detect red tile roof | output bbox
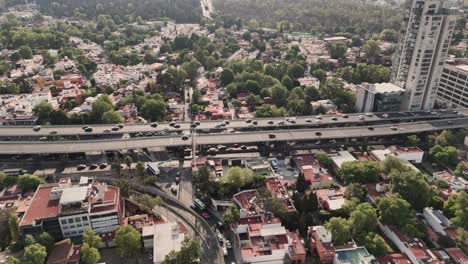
[445,248,468,264]
[20,184,60,227]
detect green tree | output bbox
[339,161,380,183]
[18,45,33,59]
[36,232,55,252]
[381,155,411,174]
[9,257,20,264]
[377,194,417,231]
[124,155,133,169]
[222,205,240,225]
[83,228,102,249]
[182,61,201,80]
[115,225,141,258]
[362,233,387,256]
[221,167,254,190]
[325,217,350,245]
[316,153,333,170]
[430,145,459,167]
[281,76,294,90]
[220,68,234,86]
[90,97,113,123]
[163,237,200,264]
[444,191,468,229]
[390,170,431,211]
[344,183,368,201]
[271,84,290,107]
[49,110,69,125]
[136,161,146,177]
[102,110,124,124]
[363,40,381,58]
[141,99,167,121]
[404,135,420,147]
[454,163,464,177]
[17,174,45,192]
[328,42,348,59]
[288,63,305,80]
[349,203,377,236]
[81,243,101,264]
[312,69,327,83]
[33,102,53,121]
[381,29,397,42]
[24,234,36,247]
[23,243,47,264]
[296,173,308,193]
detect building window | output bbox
[61,220,67,225]
[68,218,74,224]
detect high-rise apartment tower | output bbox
[391,0,459,110]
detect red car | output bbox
[201,212,210,219]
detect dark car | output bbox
[151,122,158,128]
[85,127,93,132]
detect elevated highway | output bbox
[0,109,466,137]
[0,117,466,154]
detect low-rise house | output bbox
[291,154,334,189]
[379,223,443,264]
[315,187,347,211]
[423,207,451,236]
[391,146,424,164]
[444,247,468,264]
[142,222,186,264]
[308,226,335,264]
[334,247,377,264]
[46,238,81,264]
[432,171,468,192]
[330,151,356,170]
[266,177,295,212]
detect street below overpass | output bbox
[0,117,467,154]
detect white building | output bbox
[330,151,356,169]
[142,222,185,264]
[392,146,424,164]
[355,83,404,113]
[423,207,451,235]
[436,63,468,108]
[391,0,459,110]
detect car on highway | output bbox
[277,120,285,125]
[104,129,111,133]
[39,137,47,141]
[151,122,158,128]
[447,120,454,124]
[173,124,181,129]
[269,133,276,139]
[315,115,323,120]
[49,130,58,135]
[305,119,312,123]
[82,125,89,130]
[181,135,189,141]
[341,114,348,118]
[245,119,252,123]
[111,126,119,131]
[33,125,41,131]
[77,164,86,170]
[89,164,98,170]
[224,120,230,125]
[315,131,322,136]
[252,120,258,125]
[84,127,93,132]
[365,113,373,117]
[382,113,389,118]
[358,115,365,120]
[331,117,338,121]
[267,120,274,125]
[190,123,197,128]
[117,124,124,129]
[169,122,176,127]
[99,163,108,169]
[195,121,201,126]
[368,126,374,131]
[390,126,398,131]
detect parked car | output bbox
[33,125,41,131]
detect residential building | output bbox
[46,239,81,264]
[436,62,468,108]
[266,177,296,212]
[432,171,468,192]
[379,223,444,264]
[19,177,121,241]
[291,154,334,189]
[355,83,405,113]
[423,207,451,235]
[315,187,347,211]
[391,146,424,164]
[330,151,356,170]
[142,222,186,264]
[444,248,468,264]
[308,226,335,264]
[391,0,459,110]
[232,190,306,264]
